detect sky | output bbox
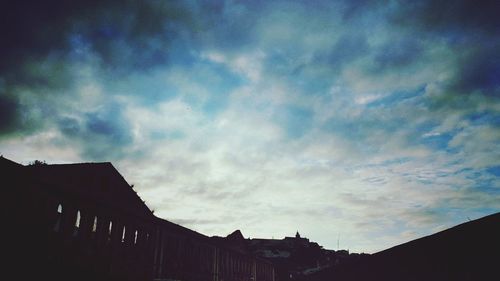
[1,0,499,253]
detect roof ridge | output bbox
[51,161,112,165]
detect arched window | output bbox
[75,210,81,227]
[73,210,81,236]
[121,226,126,243]
[54,204,63,232]
[92,216,98,233]
[106,221,113,243]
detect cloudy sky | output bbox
[1,0,499,253]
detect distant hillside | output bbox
[314,212,500,281]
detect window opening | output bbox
[92,216,98,232]
[73,210,81,236]
[121,226,126,243]
[54,203,63,232]
[107,221,113,243]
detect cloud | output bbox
[0,0,193,74]
[0,94,23,136]
[0,0,196,139]
[448,44,500,97]
[372,37,423,71]
[390,0,500,37]
[383,0,500,111]
[60,103,133,160]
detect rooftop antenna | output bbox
[337,233,340,250]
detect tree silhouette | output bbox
[28,159,47,166]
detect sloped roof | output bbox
[25,161,153,219]
[0,155,23,168]
[227,229,245,240]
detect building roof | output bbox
[22,159,153,219]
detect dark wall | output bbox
[2,157,275,281]
[329,213,500,281]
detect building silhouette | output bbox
[2,156,274,281]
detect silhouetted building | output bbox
[325,212,500,281]
[247,232,335,281]
[2,156,274,281]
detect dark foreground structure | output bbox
[2,156,274,281]
[312,212,500,281]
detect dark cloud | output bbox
[339,0,379,21]
[0,95,20,135]
[0,0,77,74]
[390,0,500,37]
[449,44,500,97]
[0,92,43,138]
[55,103,133,160]
[283,32,369,94]
[427,46,500,110]
[85,110,131,145]
[0,0,196,151]
[322,33,369,71]
[0,0,196,102]
[0,0,193,76]
[195,0,259,51]
[339,0,500,99]
[388,1,500,101]
[57,117,80,136]
[372,38,423,71]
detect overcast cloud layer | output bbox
[1,0,499,253]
